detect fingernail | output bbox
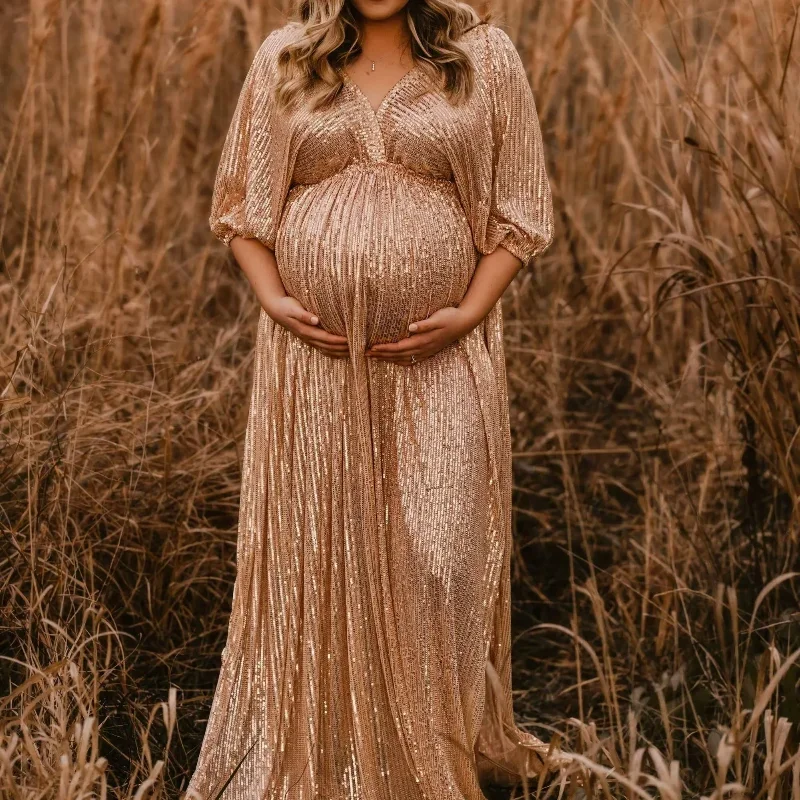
[310,316,319,325]
[409,323,418,332]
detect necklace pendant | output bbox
[371,60,376,72]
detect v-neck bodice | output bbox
[209,19,553,268]
[289,56,452,174]
[340,62,422,115]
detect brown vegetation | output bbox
[2,0,799,797]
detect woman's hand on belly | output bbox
[229,235,349,359]
[365,306,477,366]
[267,295,350,359]
[365,245,526,366]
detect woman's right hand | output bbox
[266,295,350,359]
[227,236,349,359]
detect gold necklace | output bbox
[363,42,411,74]
[364,52,410,74]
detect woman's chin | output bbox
[350,0,410,23]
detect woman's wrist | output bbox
[452,248,523,335]
[261,290,289,321]
[454,301,488,334]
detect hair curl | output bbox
[275,0,486,109]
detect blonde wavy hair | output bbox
[275,0,486,109]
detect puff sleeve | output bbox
[469,25,554,266]
[209,29,293,249]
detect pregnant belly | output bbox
[274,163,477,349]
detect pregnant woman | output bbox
[186,1,563,798]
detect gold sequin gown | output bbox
[186,20,556,800]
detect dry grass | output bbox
[1,0,799,797]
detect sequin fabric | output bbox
[186,20,559,800]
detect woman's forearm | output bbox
[230,236,288,314]
[229,235,522,329]
[229,235,350,357]
[456,245,524,330]
[369,244,525,365]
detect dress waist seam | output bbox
[289,160,456,192]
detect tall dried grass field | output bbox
[2,0,799,797]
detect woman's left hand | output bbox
[365,306,479,366]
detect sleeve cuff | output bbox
[210,215,244,248]
[219,229,237,247]
[498,231,532,266]
[498,225,555,266]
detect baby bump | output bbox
[274,163,478,348]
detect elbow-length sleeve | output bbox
[209,29,293,249]
[467,25,554,266]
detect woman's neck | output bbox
[358,12,411,58]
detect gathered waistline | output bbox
[289,160,456,192]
